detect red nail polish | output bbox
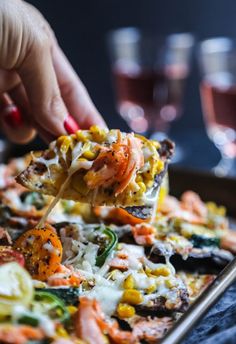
[64,115,80,134]
[4,105,23,128]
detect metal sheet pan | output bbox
[159,166,236,344]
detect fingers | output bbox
[0,0,106,146]
[52,44,107,129]
[0,69,20,94]
[16,33,67,137]
[0,92,36,144]
[7,83,59,143]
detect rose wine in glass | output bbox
[113,64,188,135]
[199,38,236,176]
[107,29,195,161]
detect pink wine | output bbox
[113,65,188,133]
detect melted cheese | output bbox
[84,285,123,316]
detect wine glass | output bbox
[199,37,236,177]
[107,28,195,160]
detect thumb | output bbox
[17,34,67,137]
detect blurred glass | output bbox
[199,37,236,177]
[107,28,194,144]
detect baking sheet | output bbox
[160,167,236,344]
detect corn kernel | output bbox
[165,278,176,288]
[57,135,67,146]
[117,303,135,318]
[145,267,153,277]
[138,182,146,193]
[152,266,171,277]
[90,125,106,142]
[218,206,226,216]
[83,150,97,160]
[136,175,143,183]
[206,202,226,216]
[67,305,78,315]
[156,159,165,173]
[122,289,143,305]
[146,180,154,188]
[60,137,72,154]
[123,274,134,289]
[102,335,110,344]
[146,285,156,294]
[56,326,69,338]
[117,243,123,250]
[76,131,88,142]
[151,140,161,149]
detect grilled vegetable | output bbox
[96,228,118,267]
[136,288,189,315]
[18,314,39,327]
[191,234,220,248]
[36,287,80,306]
[34,291,69,322]
[13,226,62,281]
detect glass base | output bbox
[213,157,236,178]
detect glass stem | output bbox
[214,152,236,177]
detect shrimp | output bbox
[132,223,156,246]
[131,316,173,343]
[159,194,207,224]
[158,195,180,215]
[48,264,84,287]
[75,297,106,344]
[180,191,208,219]
[75,297,136,344]
[0,325,43,344]
[109,257,129,271]
[220,229,236,254]
[115,134,144,195]
[84,131,144,196]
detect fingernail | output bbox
[64,115,80,134]
[3,105,23,128]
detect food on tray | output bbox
[17,127,174,221]
[0,133,235,343]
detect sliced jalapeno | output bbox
[96,228,118,267]
[34,291,69,322]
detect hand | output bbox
[0,0,106,143]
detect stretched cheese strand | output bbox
[36,173,72,228]
[36,142,86,228]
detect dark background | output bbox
[9,0,236,169]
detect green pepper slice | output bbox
[36,287,80,306]
[191,234,220,248]
[18,314,39,327]
[96,228,118,267]
[34,291,69,322]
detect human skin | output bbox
[0,0,106,143]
